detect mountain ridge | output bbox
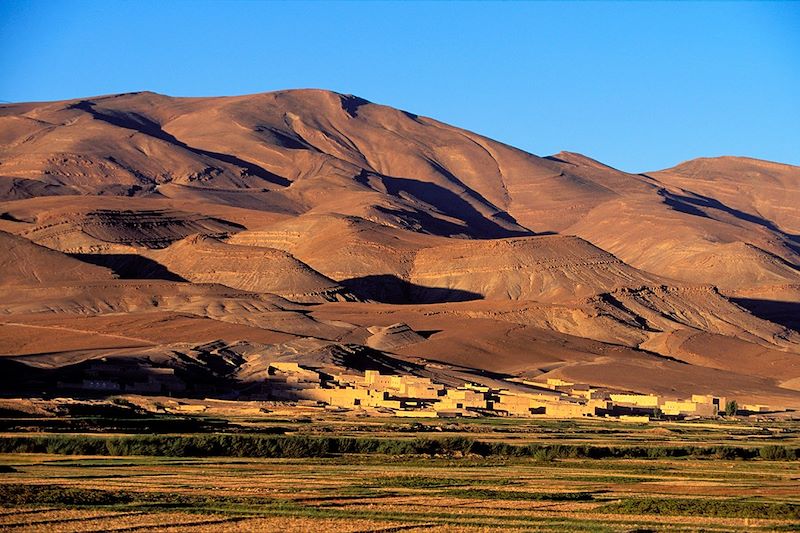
[1,88,798,407]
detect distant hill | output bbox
[0,89,798,406]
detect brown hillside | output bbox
[0,89,798,406]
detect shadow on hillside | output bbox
[71,253,186,282]
[543,155,574,165]
[340,94,370,118]
[658,189,800,253]
[0,352,238,400]
[68,100,291,187]
[341,274,483,304]
[0,341,428,403]
[378,175,532,239]
[416,330,443,339]
[731,298,800,333]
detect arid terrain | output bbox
[0,88,799,409]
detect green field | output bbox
[1,453,799,532]
[1,416,799,531]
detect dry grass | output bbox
[0,419,798,532]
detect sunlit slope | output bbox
[1,89,798,404]
[0,230,115,285]
[146,235,356,302]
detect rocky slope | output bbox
[146,234,356,303]
[0,89,798,406]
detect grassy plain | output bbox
[1,415,799,531]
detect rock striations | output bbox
[0,89,799,407]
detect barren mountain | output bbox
[0,89,798,407]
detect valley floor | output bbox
[1,453,799,532]
[0,417,799,532]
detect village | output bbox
[51,357,781,420]
[257,362,774,420]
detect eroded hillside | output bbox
[1,89,798,407]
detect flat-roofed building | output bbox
[588,398,612,412]
[437,388,488,411]
[662,400,716,417]
[81,379,122,391]
[364,370,394,389]
[332,373,363,386]
[546,378,574,388]
[692,394,725,411]
[396,376,445,399]
[741,404,770,413]
[544,401,593,418]
[494,392,538,416]
[609,394,660,408]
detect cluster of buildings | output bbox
[51,358,774,419]
[259,363,744,419]
[602,391,770,416]
[57,360,187,395]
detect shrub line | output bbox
[0,434,796,460]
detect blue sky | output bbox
[1,1,797,172]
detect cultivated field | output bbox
[1,453,799,532]
[1,417,799,532]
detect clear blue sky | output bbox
[1,1,798,172]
